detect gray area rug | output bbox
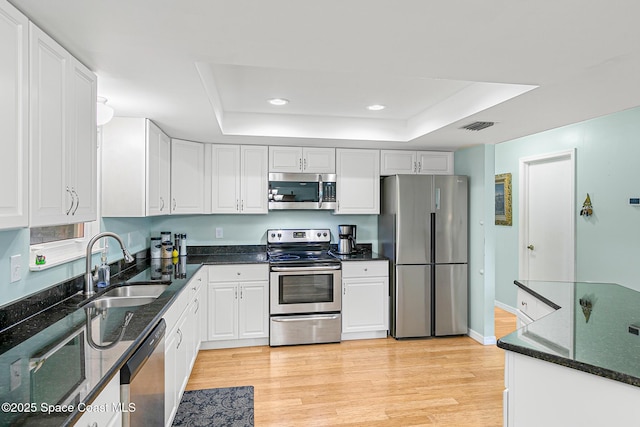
[172,386,254,427]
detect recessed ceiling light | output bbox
[268,98,289,106]
[367,104,386,111]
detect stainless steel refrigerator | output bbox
[379,175,468,338]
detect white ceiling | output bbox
[10,0,640,150]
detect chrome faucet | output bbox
[85,232,134,296]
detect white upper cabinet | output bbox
[211,145,268,214]
[29,23,97,227]
[380,150,453,175]
[335,149,380,214]
[0,1,28,230]
[147,120,171,215]
[171,139,205,214]
[241,145,269,213]
[269,146,335,173]
[211,144,241,214]
[102,118,170,217]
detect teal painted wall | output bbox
[0,212,376,307]
[495,105,640,308]
[455,144,496,340]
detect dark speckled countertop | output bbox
[497,280,640,388]
[0,244,386,426]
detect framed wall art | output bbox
[495,173,512,226]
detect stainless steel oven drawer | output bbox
[270,313,341,346]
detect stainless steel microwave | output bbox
[268,173,336,210]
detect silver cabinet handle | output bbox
[241,200,244,211]
[194,298,200,314]
[303,158,307,170]
[177,329,183,349]
[418,161,422,173]
[66,186,74,215]
[71,188,79,215]
[299,158,302,170]
[240,286,243,299]
[172,198,177,211]
[236,199,239,212]
[160,197,165,211]
[414,162,417,173]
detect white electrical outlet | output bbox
[216,227,223,239]
[10,255,21,283]
[10,360,21,391]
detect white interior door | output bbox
[519,150,575,282]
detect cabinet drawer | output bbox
[209,264,268,282]
[342,261,388,278]
[516,289,537,318]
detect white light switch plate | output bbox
[10,255,21,282]
[216,227,223,239]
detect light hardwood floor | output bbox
[186,308,516,426]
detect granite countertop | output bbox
[0,261,202,426]
[497,279,640,388]
[0,244,386,426]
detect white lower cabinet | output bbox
[74,373,121,427]
[204,264,269,349]
[341,261,389,340]
[504,351,640,427]
[164,269,205,427]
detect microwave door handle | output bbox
[318,174,323,208]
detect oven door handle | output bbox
[271,314,341,322]
[271,265,341,272]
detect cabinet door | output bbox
[380,150,417,175]
[238,281,269,339]
[240,145,268,213]
[164,329,178,426]
[416,151,453,175]
[207,283,238,340]
[211,144,241,213]
[29,23,69,226]
[0,2,28,229]
[342,276,389,333]
[303,147,335,173]
[336,149,380,214]
[67,56,97,222]
[171,139,205,214]
[147,120,171,215]
[269,146,302,172]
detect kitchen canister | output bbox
[180,233,187,256]
[161,241,173,259]
[150,237,162,258]
[160,231,172,244]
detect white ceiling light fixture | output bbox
[96,96,115,126]
[367,104,386,111]
[268,98,289,106]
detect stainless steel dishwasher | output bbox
[120,319,166,426]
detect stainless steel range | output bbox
[268,228,342,346]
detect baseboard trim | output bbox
[468,328,497,345]
[495,300,517,315]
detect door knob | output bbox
[527,244,534,250]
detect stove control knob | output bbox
[271,233,275,238]
[323,232,327,237]
[317,232,321,237]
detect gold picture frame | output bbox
[495,173,512,226]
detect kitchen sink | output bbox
[101,284,169,298]
[84,296,158,310]
[81,283,170,310]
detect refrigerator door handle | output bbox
[435,187,441,210]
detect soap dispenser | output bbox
[96,243,110,288]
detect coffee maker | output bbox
[337,224,357,254]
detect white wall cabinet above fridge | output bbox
[102,118,171,217]
[335,149,380,214]
[0,1,28,230]
[269,146,335,173]
[380,150,453,176]
[29,23,97,227]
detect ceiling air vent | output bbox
[460,121,495,131]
